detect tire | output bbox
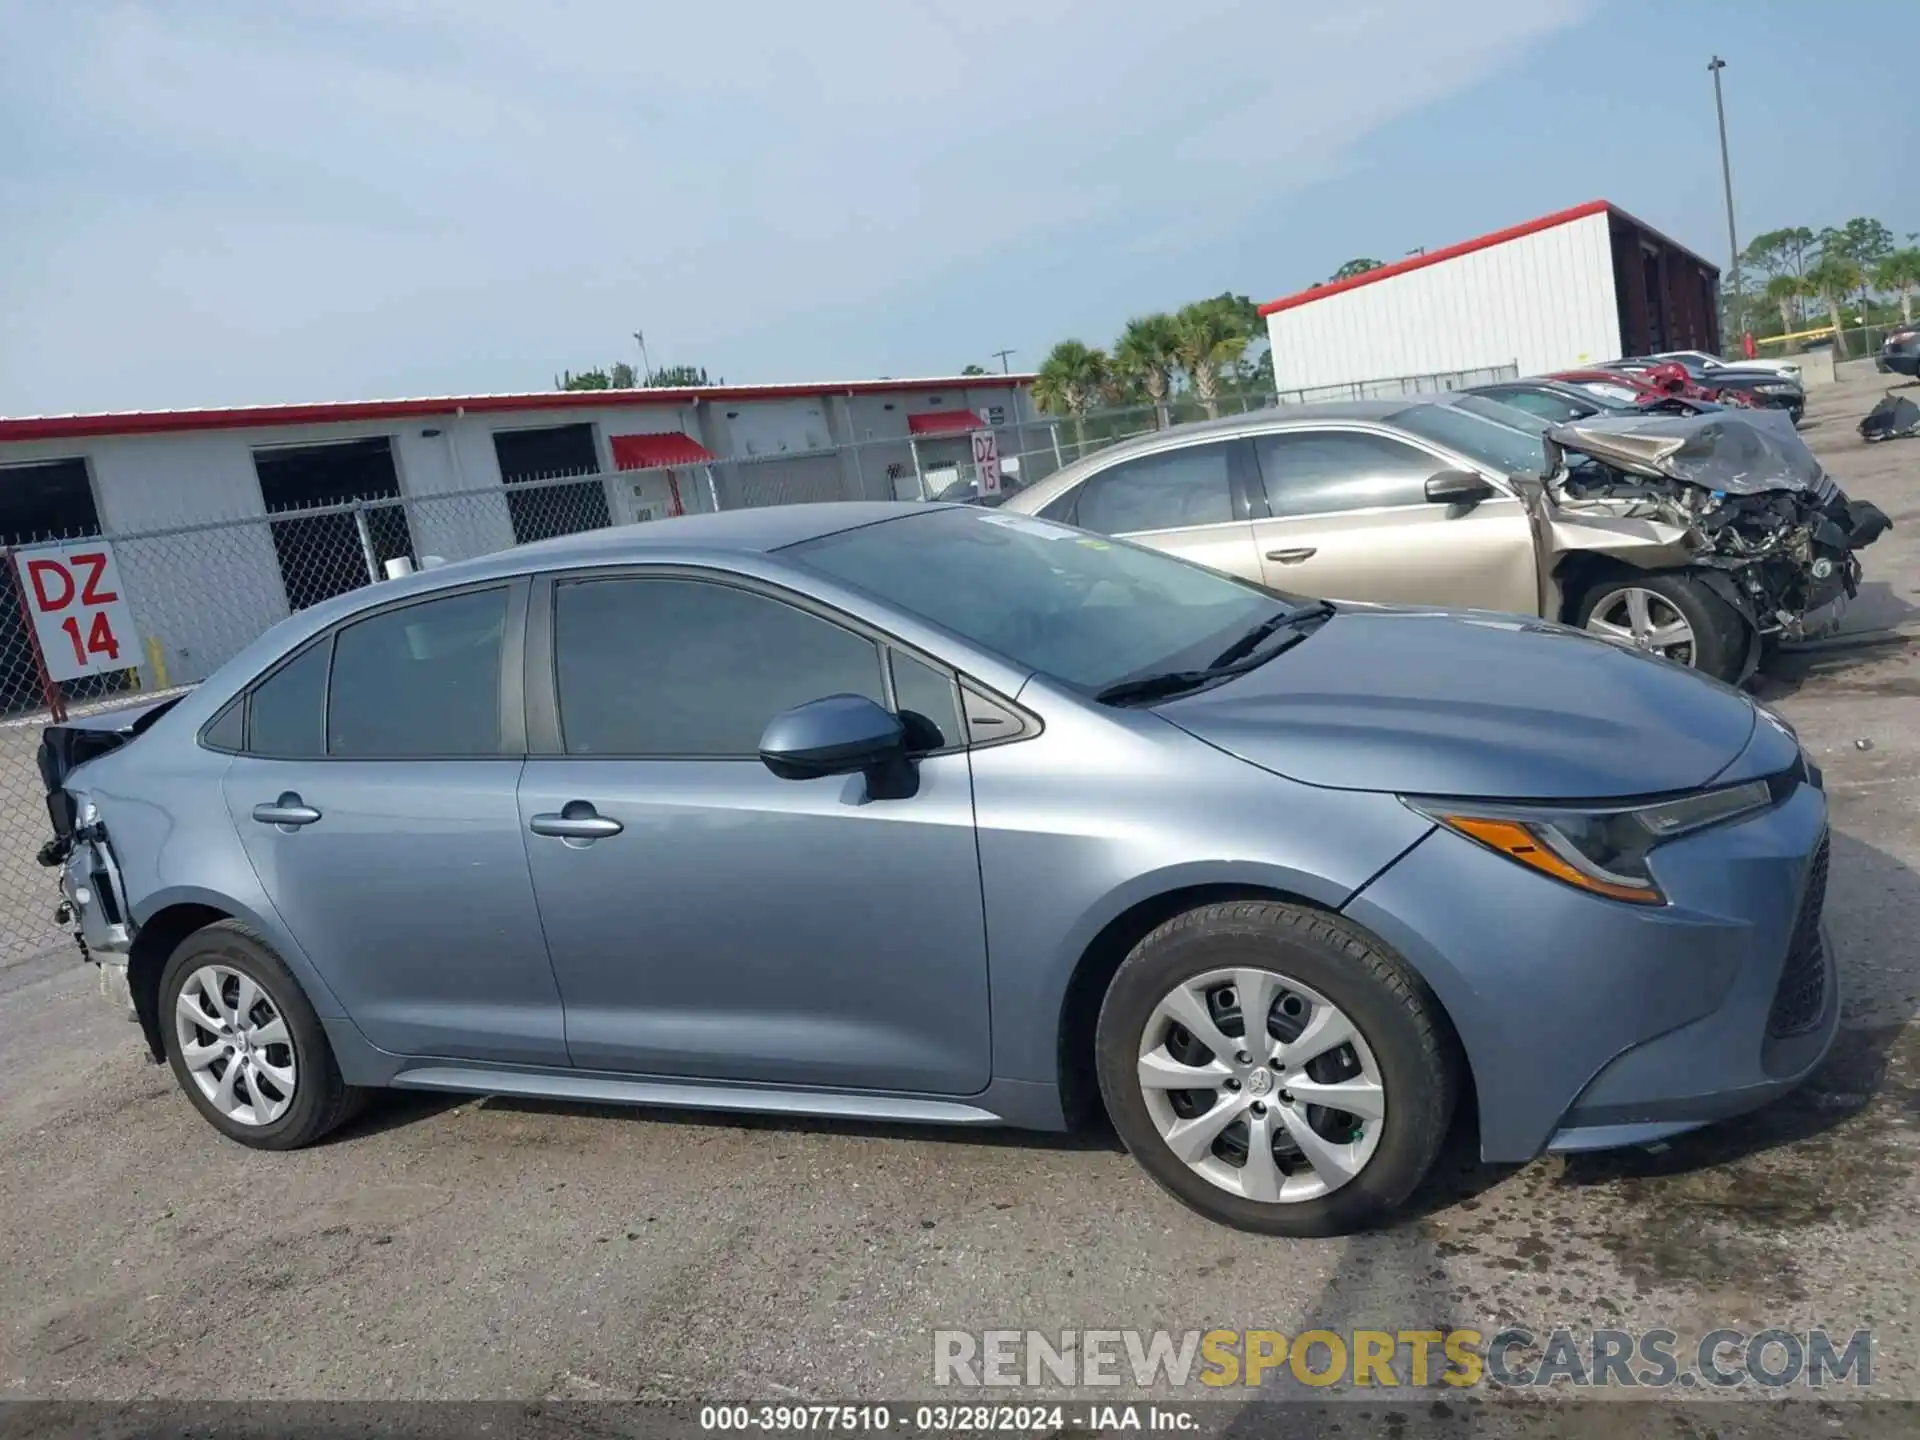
[1574,571,1750,684]
[1095,900,1455,1236]
[159,919,366,1150]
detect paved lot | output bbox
[2,370,1918,1414]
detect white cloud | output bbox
[0,0,1590,412]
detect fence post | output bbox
[909,439,927,500]
[350,500,378,586]
[3,546,66,722]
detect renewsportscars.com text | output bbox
[933,1327,1872,1390]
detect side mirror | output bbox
[759,694,906,781]
[1424,469,1497,505]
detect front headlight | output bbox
[1403,780,1774,905]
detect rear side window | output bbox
[552,577,885,756]
[1253,431,1438,517]
[246,642,328,757]
[1074,443,1236,534]
[326,588,507,756]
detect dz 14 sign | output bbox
[13,542,139,683]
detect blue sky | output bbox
[3,1,1915,414]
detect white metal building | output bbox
[0,375,1036,705]
[1260,200,1723,392]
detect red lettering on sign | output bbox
[71,552,118,604]
[26,559,73,612]
[58,612,122,665]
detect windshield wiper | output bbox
[1207,602,1334,669]
[1096,629,1315,705]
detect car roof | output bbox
[505,501,912,560]
[270,502,932,632]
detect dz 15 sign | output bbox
[13,542,139,682]
[971,429,1002,496]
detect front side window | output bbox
[1392,403,1551,480]
[1253,430,1438,517]
[1073,443,1236,535]
[1475,387,1597,424]
[327,588,507,757]
[553,577,885,756]
[785,507,1295,693]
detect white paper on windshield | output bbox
[977,513,1084,540]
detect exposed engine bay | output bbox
[1539,411,1891,642]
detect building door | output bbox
[253,438,414,612]
[492,425,612,543]
[0,458,111,714]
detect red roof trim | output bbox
[906,409,987,436]
[609,431,717,469]
[1257,200,1614,316]
[0,374,1034,444]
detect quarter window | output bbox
[1074,443,1237,534]
[246,642,328,757]
[326,588,507,757]
[552,577,886,757]
[1253,431,1440,517]
[889,649,964,752]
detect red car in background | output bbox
[1553,364,1757,411]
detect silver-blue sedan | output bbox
[42,502,1836,1234]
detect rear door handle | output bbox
[252,793,322,830]
[529,802,623,843]
[1265,547,1318,564]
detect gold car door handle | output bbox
[1265,547,1317,564]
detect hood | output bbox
[1154,608,1757,801]
[1547,409,1821,495]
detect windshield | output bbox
[783,507,1296,691]
[1391,400,1552,479]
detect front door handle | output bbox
[252,793,322,830]
[1265,547,1318,564]
[529,802,624,844]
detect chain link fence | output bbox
[0,358,1513,968]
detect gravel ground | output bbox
[2,370,1918,1421]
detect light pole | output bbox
[1708,56,1741,340]
[632,330,652,386]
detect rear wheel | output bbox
[160,920,365,1150]
[1575,571,1749,683]
[1096,900,1455,1236]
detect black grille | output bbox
[1767,832,1830,1038]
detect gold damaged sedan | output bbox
[1000,396,1887,685]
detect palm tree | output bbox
[1170,299,1255,419]
[1112,314,1180,429]
[1806,255,1864,359]
[1762,273,1805,337]
[1033,340,1110,455]
[1873,249,1920,324]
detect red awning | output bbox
[609,431,717,469]
[907,409,986,436]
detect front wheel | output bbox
[1575,571,1750,684]
[159,919,366,1150]
[1096,900,1455,1236]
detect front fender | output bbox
[969,697,1436,1086]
